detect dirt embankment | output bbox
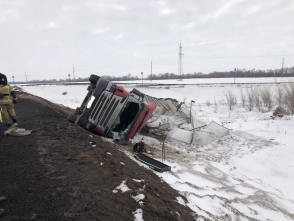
[0,92,198,221]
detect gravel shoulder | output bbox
[0,92,197,221]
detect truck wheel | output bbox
[89,75,100,85]
[86,122,96,130]
[87,85,92,92]
[74,107,80,115]
[67,114,77,123]
[76,114,89,128]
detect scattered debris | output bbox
[4,123,33,136]
[272,106,288,118]
[145,93,230,146]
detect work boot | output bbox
[11,117,17,124]
[0,209,6,217]
[0,196,6,202]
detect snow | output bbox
[133,208,144,221]
[114,77,293,85]
[133,179,144,183]
[114,180,130,193]
[131,193,145,202]
[111,179,146,219]
[21,78,294,221]
[176,196,186,206]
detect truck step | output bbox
[134,153,171,172]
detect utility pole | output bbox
[141,72,143,85]
[190,100,195,124]
[25,72,28,82]
[178,43,184,80]
[234,68,236,84]
[282,57,284,78]
[162,140,165,162]
[151,61,152,82]
[73,66,76,81]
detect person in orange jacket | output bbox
[0,73,17,126]
[0,87,5,215]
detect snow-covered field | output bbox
[21,78,294,221]
[115,77,292,85]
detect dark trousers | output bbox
[0,113,4,141]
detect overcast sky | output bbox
[1,0,294,81]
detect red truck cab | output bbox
[67,75,156,141]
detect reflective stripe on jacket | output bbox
[0,85,14,104]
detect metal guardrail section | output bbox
[89,91,126,133]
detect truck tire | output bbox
[74,107,80,115]
[86,122,96,130]
[76,113,89,128]
[67,114,77,123]
[89,75,100,85]
[87,85,92,92]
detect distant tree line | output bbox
[13,67,294,83]
[14,74,140,84]
[146,67,294,80]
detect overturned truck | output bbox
[67,75,156,141]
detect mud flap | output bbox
[134,153,171,172]
[113,139,131,145]
[67,114,77,123]
[76,109,90,128]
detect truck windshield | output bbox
[107,96,141,140]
